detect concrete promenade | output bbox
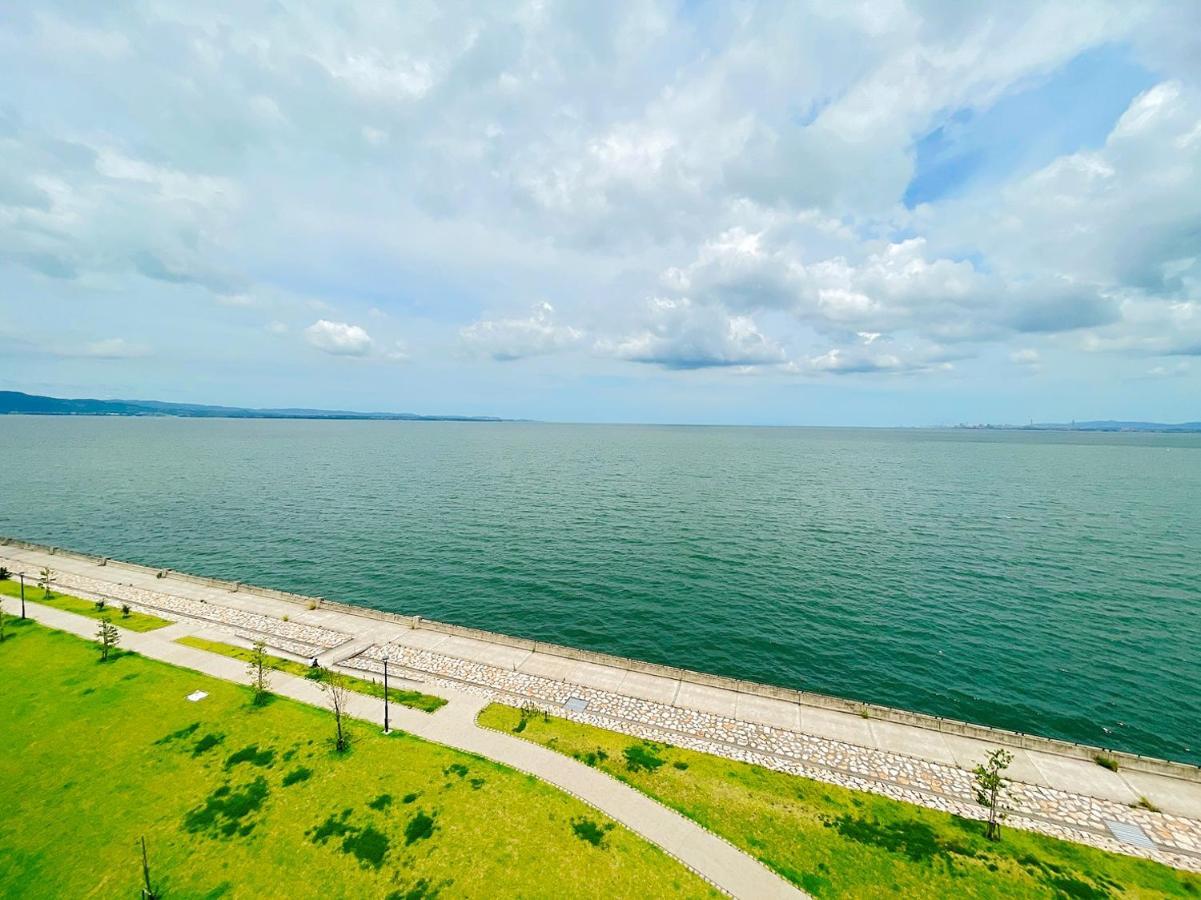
[3,542,1200,876]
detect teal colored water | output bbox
[1,416,1198,763]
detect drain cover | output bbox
[1105,821,1156,850]
[564,697,589,713]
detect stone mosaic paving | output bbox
[6,552,1199,873]
[349,643,1201,873]
[7,562,348,651]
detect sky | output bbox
[1,1,1200,426]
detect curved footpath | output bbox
[9,599,806,900]
[3,544,1200,876]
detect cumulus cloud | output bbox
[605,298,786,369]
[786,333,959,377]
[975,84,1200,288]
[460,303,583,361]
[305,320,373,357]
[659,229,1115,352]
[1,2,1198,415]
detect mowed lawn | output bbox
[478,704,1201,899]
[175,635,448,713]
[0,623,718,899]
[0,578,171,632]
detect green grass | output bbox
[1095,755,1121,773]
[0,623,718,899]
[0,578,171,632]
[175,635,448,713]
[478,704,1201,899]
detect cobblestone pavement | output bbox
[347,643,1201,873]
[25,567,349,651]
[5,550,1199,875]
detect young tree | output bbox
[974,748,1013,841]
[38,566,55,599]
[97,617,120,662]
[246,641,272,705]
[319,669,352,753]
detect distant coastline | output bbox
[3,390,1197,430]
[954,420,1201,433]
[0,390,513,423]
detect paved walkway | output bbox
[3,544,1200,875]
[4,594,804,899]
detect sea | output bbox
[1,415,1197,763]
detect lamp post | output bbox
[18,571,25,619]
[382,657,391,735]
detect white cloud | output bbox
[1011,348,1040,365]
[788,338,957,377]
[1,1,1199,417]
[605,298,786,370]
[85,337,150,359]
[304,320,373,356]
[35,13,130,60]
[659,227,1116,356]
[460,303,583,360]
[934,79,1201,344]
[1145,360,1190,378]
[51,337,151,359]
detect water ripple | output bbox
[1,418,1199,762]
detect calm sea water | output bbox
[1,416,1198,762]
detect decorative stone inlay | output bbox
[4,560,348,650]
[5,552,1198,874]
[348,643,1201,873]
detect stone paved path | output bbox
[344,644,1201,869]
[4,595,804,900]
[4,544,1200,876]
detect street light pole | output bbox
[18,572,25,619]
[383,657,391,734]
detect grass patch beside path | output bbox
[175,635,448,713]
[0,623,718,899]
[478,703,1201,899]
[0,578,171,632]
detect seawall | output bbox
[3,534,1196,783]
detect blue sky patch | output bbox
[904,44,1156,208]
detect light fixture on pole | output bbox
[382,657,391,735]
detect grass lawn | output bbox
[0,578,171,632]
[0,624,718,899]
[478,704,1201,899]
[175,635,448,713]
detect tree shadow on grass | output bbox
[825,814,976,865]
[184,777,270,839]
[830,814,1128,899]
[224,744,276,770]
[308,808,394,869]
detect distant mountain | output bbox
[957,420,1201,433]
[0,391,509,422]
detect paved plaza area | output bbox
[3,541,1199,876]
